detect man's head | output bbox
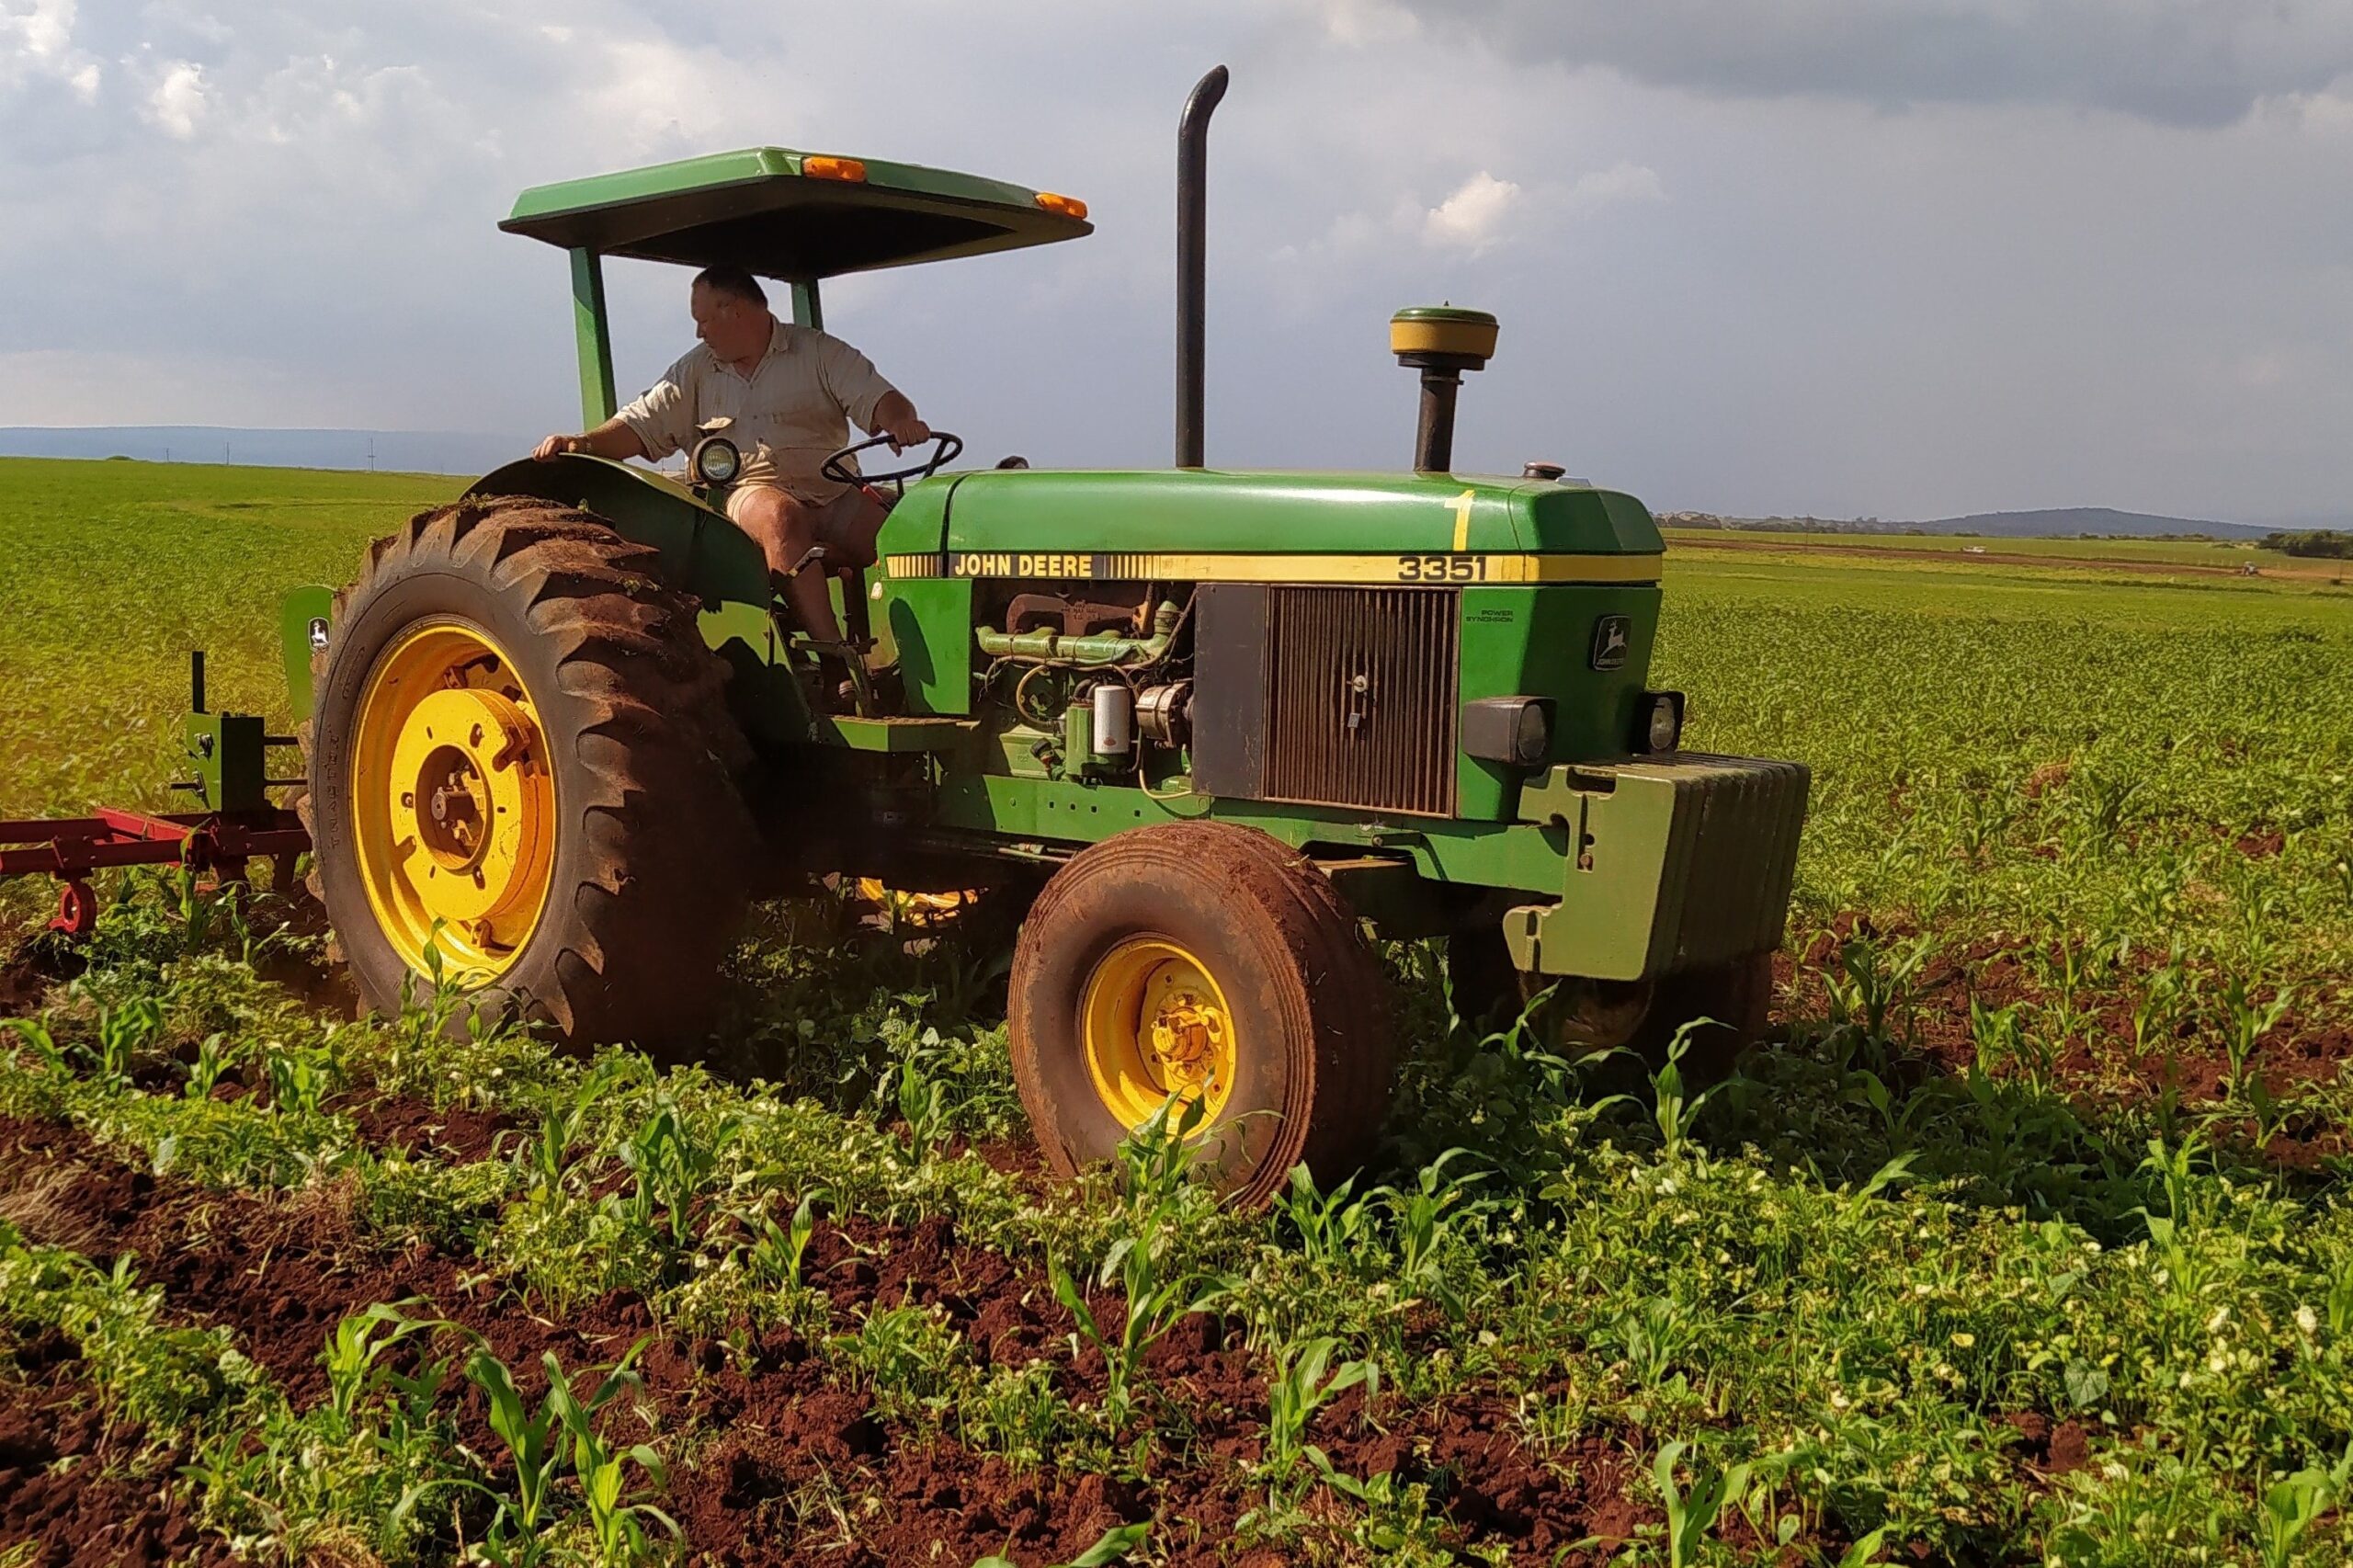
[690,266,774,362]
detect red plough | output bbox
[1,809,309,937]
[3,653,310,937]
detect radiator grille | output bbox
[1262,586,1459,817]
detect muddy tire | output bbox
[1632,951,1775,1082]
[1007,822,1395,1205]
[1449,920,1774,1082]
[301,494,753,1049]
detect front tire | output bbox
[301,495,752,1048]
[1007,822,1395,1205]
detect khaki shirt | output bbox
[617,319,897,500]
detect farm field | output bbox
[1661,527,2353,585]
[3,456,2352,1566]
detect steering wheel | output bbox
[821,430,963,497]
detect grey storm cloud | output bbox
[1399,0,2353,125]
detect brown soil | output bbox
[1778,921,2353,1168]
[0,1108,1669,1564]
[0,1345,234,1567]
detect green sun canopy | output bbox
[500,147,1093,282]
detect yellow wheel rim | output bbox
[1080,937,1237,1131]
[350,622,556,982]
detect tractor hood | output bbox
[880,469,1664,584]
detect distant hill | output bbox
[1909,506,2268,539]
[0,426,530,478]
[1661,506,2274,540]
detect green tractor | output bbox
[284,69,1807,1200]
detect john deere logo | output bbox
[308,617,331,652]
[1590,614,1631,670]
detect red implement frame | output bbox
[0,809,310,937]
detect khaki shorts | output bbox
[723,480,882,568]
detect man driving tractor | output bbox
[533,265,931,644]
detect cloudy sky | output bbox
[4,0,2350,523]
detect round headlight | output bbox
[694,437,741,486]
[1513,700,1551,764]
[1647,693,1683,754]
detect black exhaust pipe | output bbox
[1176,64,1228,469]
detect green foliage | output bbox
[6,470,2353,1564]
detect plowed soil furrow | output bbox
[0,1339,234,1567]
[0,1108,1656,1565]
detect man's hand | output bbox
[872,392,931,453]
[533,433,585,461]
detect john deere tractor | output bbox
[280,69,1808,1201]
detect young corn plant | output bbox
[94,998,164,1085]
[1260,1335,1378,1487]
[890,1051,956,1154]
[263,1041,335,1117]
[514,1059,626,1216]
[320,1300,446,1437]
[4,1016,73,1076]
[1372,1148,1486,1318]
[404,1340,668,1568]
[726,1186,828,1291]
[550,1349,679,1565]
[184,1032,239,1098]
[2256,1449,2353,1568]
[2131,942,2197,1055]
[1049,1233,1228,1431]
[970,1522,1151,1568]
[620,1095,742,1245]
[1654,1439,1753,1568]
[1649,1026,1726,1159]
[2218,975,2294,1107]
[1822,931,1937,1049]
[1274,1164,1373,1266]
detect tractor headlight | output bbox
[692,436,742,487]
[1512,700,1551,765]
[1463,696,1553,767]
[1643,690,1685,754]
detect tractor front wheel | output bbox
[1007,822,1395,1205]
[301,495,753,1048]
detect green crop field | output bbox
[1662,527,2353,585]
[3,457,2351,1566]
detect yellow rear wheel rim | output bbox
[1080,937,1237,1131]
[350,622,556,982]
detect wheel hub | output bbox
[1080,937,1237,1131]
[351,626,555,979]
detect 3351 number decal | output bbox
[1395,554,1488,582]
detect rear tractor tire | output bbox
[301,495,754,1049]
[1008,822,1396,1206]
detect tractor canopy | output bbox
[501,147,1092,281]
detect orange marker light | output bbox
[802,155,868,183]
[1035,191,1088,221]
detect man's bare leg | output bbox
[730,486,842,642]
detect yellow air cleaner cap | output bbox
[1390,305,1499,363]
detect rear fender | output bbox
[468,454,767,608]
[421,457,818,752]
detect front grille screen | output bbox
[1262,585,1459,817]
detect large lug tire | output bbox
[1007,822,1396,1206]
[301,494,753,1049]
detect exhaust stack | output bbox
[1176,65,1228,469]
[1391,307,1498,472]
